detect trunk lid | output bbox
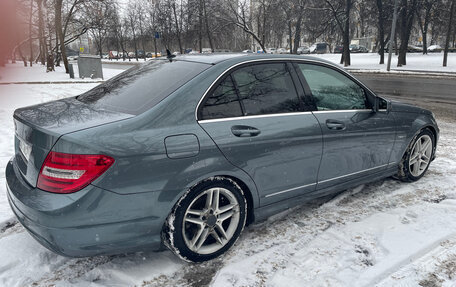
[13,97,133,187]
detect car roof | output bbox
[173,53,336,66]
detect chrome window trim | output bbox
[198,111,313,124]
[264,163,390,198]
[312,109,372,114]
[194,57,380,121]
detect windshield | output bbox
[77,60,210,115]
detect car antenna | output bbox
[166,49,176,62]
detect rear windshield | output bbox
[77,60,210,115]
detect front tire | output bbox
[397,129,435,182]
[163,177,247,262]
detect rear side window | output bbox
[77,60,209,115]
[231,63,300,116]
[297,64,368,111]
[200,76,243,120]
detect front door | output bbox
[295,63,396,190]
[198,62,322,205]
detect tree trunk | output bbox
[198,0,203,52]
[289,21,293,54]
[444,0,455,67]
[398,0,418,66]
[130,17,139,61]
[29,0,34,67]
[37,0,46,65]
[55,24,60,67]
[202,0,214,52]
[376,0,385,64]
[342,0,352,66]
[172,3,183,54]
[293,14,303,54]
[55,0,69,73]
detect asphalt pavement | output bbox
[354,73,456,121]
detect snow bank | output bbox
[0,62,124,83]
[314,52,456,73]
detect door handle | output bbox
[326,119,346,130]
[231,125,261,137]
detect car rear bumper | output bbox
[5,158,164,257]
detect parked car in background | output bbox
[256,49,265,53]
[333,45,344,53]
[349,44,368,53]
[266,48,277,54]
[297,46,310,54]
[128,51,135,57]
[202,48,212,54]
[5,54,439,263]
[276,48,288,54]
[309,43,329,54]
[407,45,423,53]
[242,49,253,53]
[214,49,231,53]
[428,45,442,53]
[136,50,145,58]
[109,51,119,59]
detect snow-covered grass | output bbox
[0,71,455,286]
[0,62,124,83]
[315,52,456,73]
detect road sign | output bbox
[155,32,160,39]
[80,47,84,53]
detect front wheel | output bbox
[163,177,247,262]
[397,129,435,181]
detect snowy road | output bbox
[0,62,456,286]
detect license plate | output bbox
[19,140,32,162]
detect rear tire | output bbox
[396,129,435,182]
[163,177,247,262]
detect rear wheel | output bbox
[397,129,435,181]
[163,177,247,262]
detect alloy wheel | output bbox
[409,134,433,177]
[182,187,241,255]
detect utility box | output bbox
[77,55,103,79]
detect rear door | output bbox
[198,61,322,205]
[294,63,396,190]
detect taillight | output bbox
[37,151,115,194]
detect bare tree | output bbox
[444,0,456,66]
[222,0,267,52]
[397,0,419,66]
[416,0,438,54]
[325,0,353,66]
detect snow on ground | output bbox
[0,64,455,286]
[315,52,456,73]
[0,62,124,83]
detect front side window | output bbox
[231,63,301,116]
[297,64,369,111]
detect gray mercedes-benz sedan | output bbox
[6,54,439,262]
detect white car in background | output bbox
[428,45,442,53]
